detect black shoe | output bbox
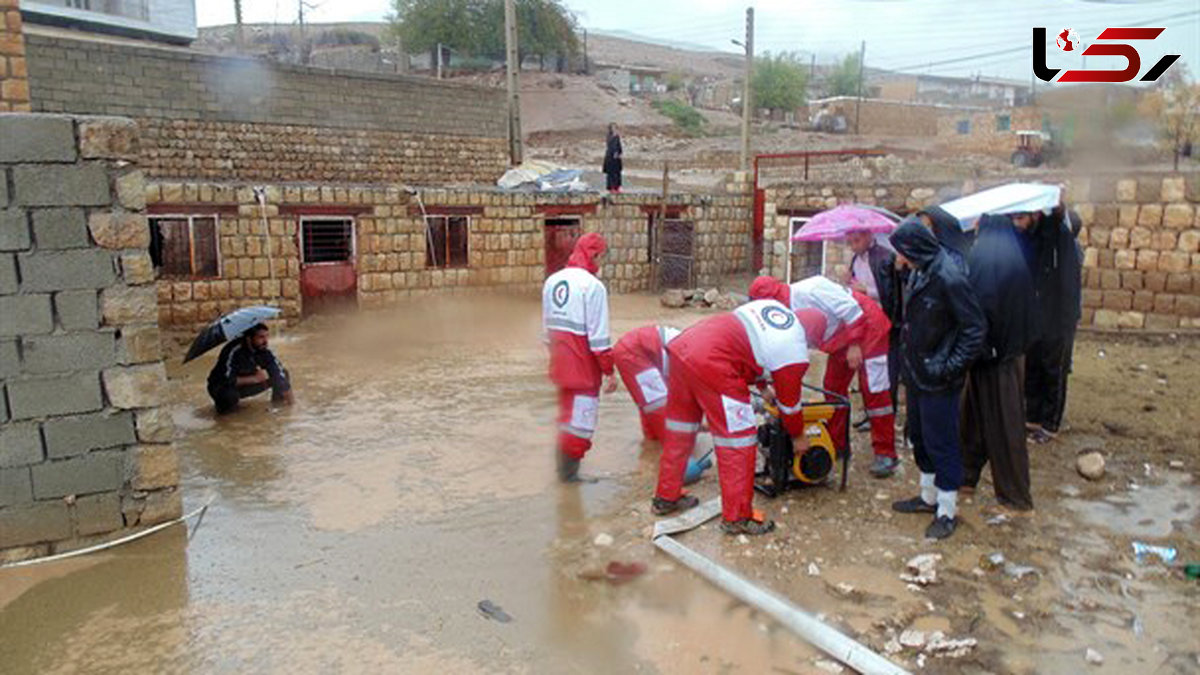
[853,417,871,432]
[720,518,776,535]
[869,456,900,478]
[652,494,699,516]
[925,515,958,540]
[892,495,937,514]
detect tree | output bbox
[388,0,579,70]
[752,52,808,114]
[826,52,861,97]
[1139,66,1199,170]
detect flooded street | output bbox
[2,295,1198,674]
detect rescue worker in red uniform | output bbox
[749,275,899,478]
[613,324,681,443]
[653,300,810,535]
[542,233,617,482]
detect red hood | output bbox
[567,233,607,275]
[748,276,791,307]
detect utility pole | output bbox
[504,0,524,165]
[297,0,308,65]
[854,40,866,134]
[233,0,245,53]
[436,42,443,79]
[739,7,754,172]
[582,28,589,74]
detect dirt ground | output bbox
[0,294,1197,674]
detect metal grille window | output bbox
[425,216,469,268]
[301,217,355,264]
[150,215,219,278]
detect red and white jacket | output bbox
[542,234,613,390]
[750,276,890,356]
[669,300,810,437]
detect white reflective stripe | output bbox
[712,435,758,449]
[643,397,667,413]
[866,406,894,418]
[589,336,612,349]
[559,424,594,440]
[546,318,588,334]
[777,400,803,415]
[666,419,701,433]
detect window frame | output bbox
[995,114,1011,132]
[299,215,357,266]
[956,119,971,135]
[424,214,471,269]
[149,213,222,280]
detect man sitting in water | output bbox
[207,323,293,414]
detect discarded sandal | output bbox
[651,493,699,516]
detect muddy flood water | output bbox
[1,294,1198,674]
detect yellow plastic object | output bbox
[794,404,839,484]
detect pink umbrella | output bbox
[791,205,899,242]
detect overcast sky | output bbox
[198,0,1199,81]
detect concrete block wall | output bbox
[0,114,180,562]
[22,32,509,184]
[936,107,1044,156]
[0,0,30,112]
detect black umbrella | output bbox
[183,306,282,363]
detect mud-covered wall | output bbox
[22,32,508,184]
[0,114,179,562]
[147,181,752,328]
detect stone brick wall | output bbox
[936,107,1044,156]
[22,32,508,184]
[761,173,1200,332]
[148,181,753,328]
[0,0,30,112]
[0,114,179,562]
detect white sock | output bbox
[936,489,958,520]
[919,473,936,505]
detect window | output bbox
[425,216,469,268]
[150,216,219,278]
[996,114,1011,132]
[301,217,355,264]
[956,119,970,135]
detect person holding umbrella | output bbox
[207,323,293,414]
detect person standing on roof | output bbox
[207,323,293,414]
[652,299,810,536]
[748,275,899,478]
[888,220,985,540]
[542,233,617,482]
[603,123,623,194]
[613,324,681,443]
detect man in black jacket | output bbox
[207,324,293,414]
[888,220,986,540]
[1024,208,1083,443]
[961,215,1038,512]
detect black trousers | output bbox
[209,382,280,415]
[962,357,1032,510]
[1025,329,1075,432]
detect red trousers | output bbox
[557,387,600,459]
[824,350,896,459]
[655,360,759,523]
[613,350,668,442]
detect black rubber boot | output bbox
[720,518,776,536]
[651,494,699,516]
[892,495,937,514]
[557,453,582,483]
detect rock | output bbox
[1003,563,1039,581]
[593,533,614,547]
[899,629,927,648]
[1077,452,1106,481]
[884,637,903,655]
[1085,648,1104,665]
[661,290,686,308]
[807,563,821,577]
[1168,460,1185,470]
[925,632,978,658]
[901,553,941,586]
[715,293,742,311]
[980,552,1006,571]
[834,582,855,596]
[703,288,721,305]
[737,534,750,545]
[1057,484,1082,498]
